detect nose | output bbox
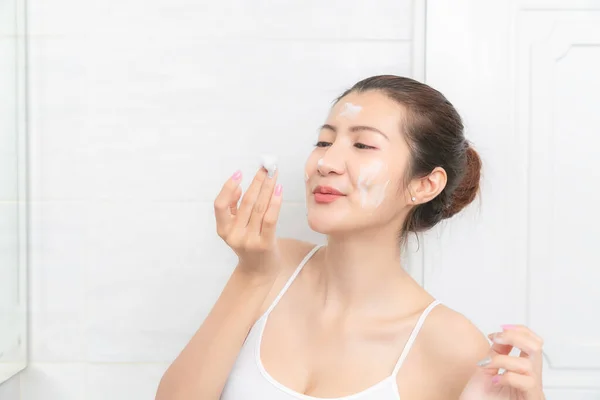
[317,146,345,176]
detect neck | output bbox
[315,224,418,314]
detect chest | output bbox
[257,304,424,399]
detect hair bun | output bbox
[443,146,481,219]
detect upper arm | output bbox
[421,307,491,398]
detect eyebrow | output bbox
[320,124,389,141]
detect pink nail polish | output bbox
[274,184,282,196]
[501,324,516,330]
[492,375,500,384]
[232,170,242,181]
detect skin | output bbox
[156,90,545,400]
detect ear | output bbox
[409,167,447,204]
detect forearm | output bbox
[155,268,274,400]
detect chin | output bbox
[306,201,396,237]
[306,206,357,235]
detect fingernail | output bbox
[477,356,492,367]
[274,184,282,196]
[491,375,500,384]
[232,170,242,181]
[490,332,507,344]
[501,324,516,330]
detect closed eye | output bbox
[314,141,376,150]
[355,143,376,150]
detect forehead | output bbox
[327,90,405,127]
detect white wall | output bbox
[0,1,418,398]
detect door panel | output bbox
[425,1,600,397]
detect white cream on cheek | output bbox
[304,158,317,190]
[356,159,390,209]
[305,158,324,184]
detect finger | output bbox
[489,330,542,358]
[260,183,283,240]
[487,334,514,356]
[492,371,537,392]
[500,324,544,344]
[229,185,242,216]
[481,354,532,375]
[233,167,269,230]
[247,169,279,234]
[490,343,514,357]
[214,170,243,237]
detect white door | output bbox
[423,1,600,398]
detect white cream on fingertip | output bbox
[260,154,278,178]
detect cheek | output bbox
[354,159,387,184]
[305,153,320,180]
[353,160,392,208]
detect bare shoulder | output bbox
[276,237,319,267]
[256,237,319,315]
[421,304,490,355]
[418,304,491,396]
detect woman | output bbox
[156,76,545,400]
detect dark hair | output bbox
[336,75,482,237]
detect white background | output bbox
[1,0,599,399]
[1,0,417,398]
[0,0,28,388]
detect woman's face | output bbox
[305,90,413,234]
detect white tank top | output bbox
[221,244,441,400]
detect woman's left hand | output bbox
[459,324,545,400]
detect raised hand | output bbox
[460,325,545,400]
[214,167,284,279]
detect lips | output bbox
[313,186,345,204]
[313,186,344,195]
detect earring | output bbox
[411,196,416,202]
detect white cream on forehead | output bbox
[260,154,277,178]
[339,102,362,118]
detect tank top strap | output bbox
[392,299,441,377]
[262,243,324,317]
